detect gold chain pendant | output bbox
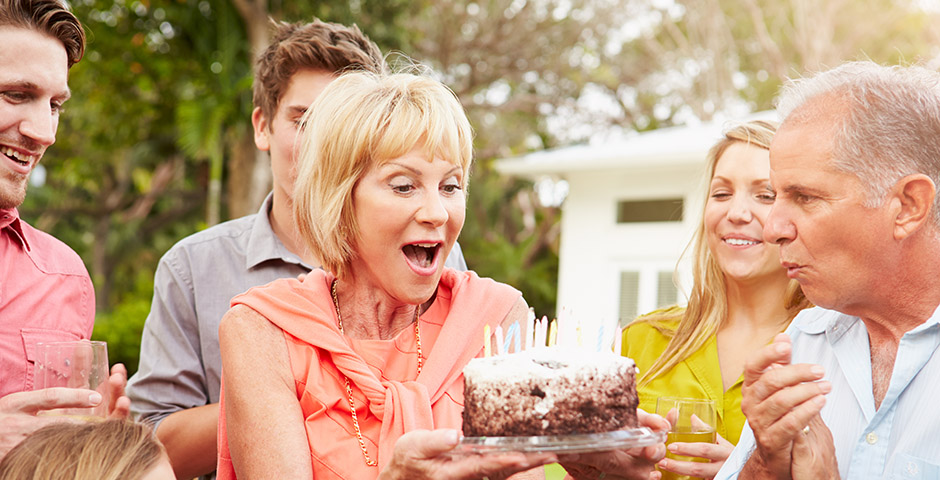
[331,280,423,466]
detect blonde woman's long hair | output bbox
[633,119,810,388]
[0,420,166,480]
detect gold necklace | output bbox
[330,280,423,467]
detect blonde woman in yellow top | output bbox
[621,120,810,479]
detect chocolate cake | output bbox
[461,349,639,437]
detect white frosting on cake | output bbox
[463,348,635,382]
[461,347,640,436]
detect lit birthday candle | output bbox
[483,324,491,357]
[495,325,505,355]
[506,321,521,353]
[538,316,548,348]
[526,308,536,350]
[614,326,623,355]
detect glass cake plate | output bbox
[448,427,666,456]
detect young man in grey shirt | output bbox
[126,19,467,479]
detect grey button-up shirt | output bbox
[127,193,467,427]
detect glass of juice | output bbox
[33,340,110,420]
[655,396,717,480]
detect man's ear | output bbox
[252,107,270,152]
[892,174,936,240]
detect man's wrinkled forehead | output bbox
[780,89,851,133]
[771,95,846,162]
[766,120,844,199]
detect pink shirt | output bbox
[0,208,94,397]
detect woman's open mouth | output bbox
[402,242,441,274]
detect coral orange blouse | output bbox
[217,268,520,479]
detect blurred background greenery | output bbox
[20,0,940,374]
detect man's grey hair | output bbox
[776,61,940,227]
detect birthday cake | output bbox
[461,348,639,437]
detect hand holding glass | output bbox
[655,397,717,480]
[33,340,110,419]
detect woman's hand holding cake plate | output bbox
[379,429,558,480]
[556,409,670,480]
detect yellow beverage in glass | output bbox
[655,397,718,480]
[660,429,717,480]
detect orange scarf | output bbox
[217,269,520,479]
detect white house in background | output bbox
[495,112,776,328]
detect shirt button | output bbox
[866,432,878,444]
[907,461,919,476]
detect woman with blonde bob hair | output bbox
[217,70,667,480]
[621,120,810,479]
[0,420,173,480]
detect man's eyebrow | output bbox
[781,184,823,196]
[2,80,71,102]
[0,79,38,92]
[286,105,308,116]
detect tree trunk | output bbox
[92,213,111,314]
[226,135,270,218]
[225,0,273,219]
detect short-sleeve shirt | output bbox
[0,208,94,397]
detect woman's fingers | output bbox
[395,429,460,459]
[666,440,732,463]
[659,408,679,430]
[637,408,670,433]
[558,445,663,480]
[657,456,723,479]
[656,432,733,479]
[384,429,556,480]
[444,452,555,480]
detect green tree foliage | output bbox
[23,1,211,311]
[18,0,940,374]
[584,0,940,131]
[20,0,425,374]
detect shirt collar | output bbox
[244,192,311,270]
[0,207,29,251]
[793,307,848,336]
[909,303,940,335]
[793,303,940,339]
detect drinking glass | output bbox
[33,340,110,420]
[655,396,717,480]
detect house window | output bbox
[618,271,640,325]
[616,198,683,223]
[657,271,678,309]
[619,268,679,326]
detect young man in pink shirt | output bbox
[0,0,129,459]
